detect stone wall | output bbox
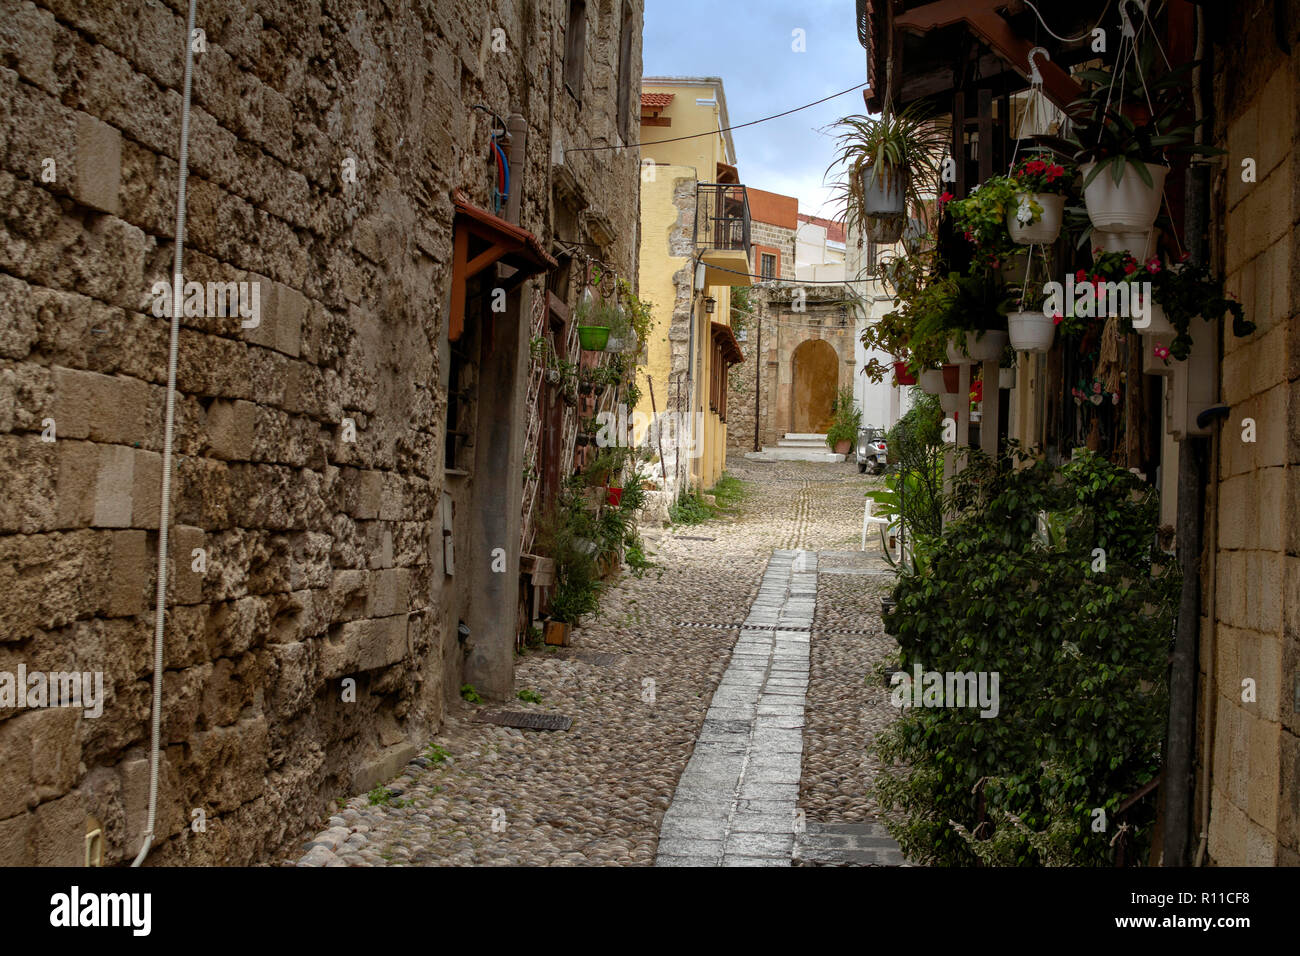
[1202,8,1299,866]
[0,0,640,866]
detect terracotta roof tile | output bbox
[641,92,675,108]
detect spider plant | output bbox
[826,104,948,227]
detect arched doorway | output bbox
[791,338,838,433]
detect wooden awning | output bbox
[450,190,556,341]
[711,321,744,365]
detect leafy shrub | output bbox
[869,392,944,545]
[874,447,1180,866]
[668,491,714,525]
[825,386,863,449]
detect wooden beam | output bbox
[450,224,469,342]
[895,0,1085,111]
[640,116,671,127]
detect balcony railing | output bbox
[693,183,751,254]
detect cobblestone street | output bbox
[288,458,904,866]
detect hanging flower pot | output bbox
[862,164,907,217]
[939,391,962,416]
[948,330,1008,364]
[1096,229,1158,259]
[577,326,610,351]
[865,214,905,244]
[1007,192,1065,245]
[604,335,624,353]
[998,366,1017,390]
[918,369,945,395]
[606,487,624,507]
[1081,161,1168,234]
[941,363,960,394]
[893,361,917,386]
[1133,301,1175,338]
[1007,311,1056,353]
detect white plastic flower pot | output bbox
[1096,229,1158,259]
[918,369,945,395]
[1007,192,1065,245]
[1007,311,1056,353]
[1081,160,1168,233]
[862,164,907,217]
[948,330,1008,364]
[939,391,962,416]
[1133,301,1175,337]
[998,366,1017,390]
[605,336,624,353]
[1142,338,1175,376]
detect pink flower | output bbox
[1145,257,1162,274]
[1092,382,1102,394]
[1052,313,1064,325]
[939,191,954,205]
[1153,343,1170,360]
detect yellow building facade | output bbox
[636,77,749,492]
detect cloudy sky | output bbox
[642,0,869,220]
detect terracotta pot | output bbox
[834,439,852,455]
[1007,192,1065,245]
[1081,161,1168,234]
[606,487,624,507]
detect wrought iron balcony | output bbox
[693,183,751,254]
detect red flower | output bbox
[1178,251,1191,263]
[1075,268,1088,283]
[1052,313,1064,325]
[1145,257,1162,274]
[963,230,974,242]
[1124,262,1138,275]
[939,191,954,204]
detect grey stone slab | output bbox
[725,831,795,857]
[722,854,791,867]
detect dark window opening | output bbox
[761,253,776,279]
[564,0,587,99]
[616,1,635,140]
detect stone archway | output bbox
[791,338,838,434]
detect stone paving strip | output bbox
[282,459,878,866]
[655,549,815,866]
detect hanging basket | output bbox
[862,164,907,217]
[1134,301,1175,337]
[1081,160,1168,234]
[893,361,917,386]
[865,214,905,244]
[1096,229,1158,259]
[939,391,962,416]
[1007,192,1065,245]
[577,325,610,351]
[918,369,945,395]
[947,330,1008,364]
[998,366,1017,390]
[1007,311,1056,353]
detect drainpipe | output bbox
[133,0,198,867]
[753,292,762,452]
[1160,4,1212,868]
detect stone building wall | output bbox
[1201,8,1299,866]
[0,0,640,866]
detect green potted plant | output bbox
[1006,152,1073,245]
[825,385,862,455]
[938,271,1009,364]
[1066,47,1217,240]
[827,104,946,243]
[1005,277,1057,354]
[946,177,1020,271]
[575,288,614,351]
[1146,256,1253,364]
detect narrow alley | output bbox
[289,459,901,866]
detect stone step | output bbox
[744,448,846,463]
[783,433,826,441]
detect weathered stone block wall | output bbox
[1203,9,1299,866]
[0,0,640,866]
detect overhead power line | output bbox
[565,81,870,153]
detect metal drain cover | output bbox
[478,711,573,731]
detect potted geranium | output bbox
[1006,152,1072,245]
[827,104,946,244]
[946,177,1019,272]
